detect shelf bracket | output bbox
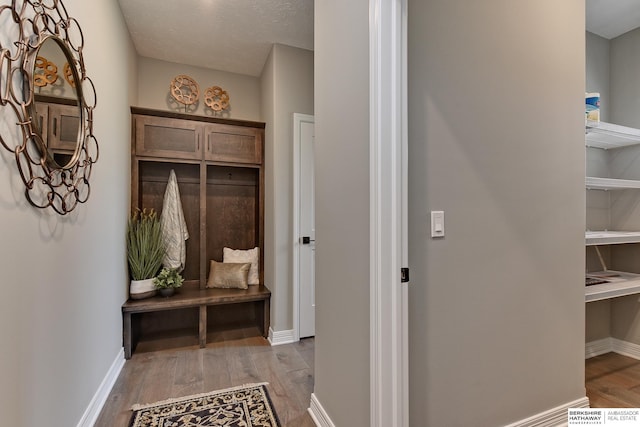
[594,245,608,272]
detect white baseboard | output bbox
[503,397,590,427]
[308,393,336,427]
[585,337,613,359]
[586,337,640,360]
[611,338,640,360]
[268,327,296,346]
[76,347,125,427]
[308,393,588,427]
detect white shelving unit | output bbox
[585,121,640,301]
[585,271,640,302]
[586,177,640,190]
[586,231,640,246]
[586,120,640,149]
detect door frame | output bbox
[369,0,408,426]
[297,1,408,422]
[292,112,315,342]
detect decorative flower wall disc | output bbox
[204,86,230,112]
[63,62,76,88]
[170,75,200,106]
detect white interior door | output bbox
[295,113,315,339]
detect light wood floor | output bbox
[586,352,640,407]
[95,326,315,426]
[98,340,640,423]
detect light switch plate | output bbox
[431,211,445,238]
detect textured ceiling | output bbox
[586,0,640,39]
[119,2,635,75]
[118,0,314,77]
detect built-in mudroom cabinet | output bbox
[122,107,271,358]
[33,94,81,168]
[585,27,640,404]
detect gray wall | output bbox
[586,32,610,122]
[607,27,640,344]
[584,26,640,346]
[313,0,371,425]
[586,32,612,341]
[0,0,137,425]
[587,300,612,342]
[611,28,640,129]
[136,44,313,335]
[261,46,277,334]
[137,56,261,121]
[260,44,314,332]
[408,1,586,426]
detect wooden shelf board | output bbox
[132,328,200,354]
[123,285,271,314]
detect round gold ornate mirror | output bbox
[28,36,84,170]
[0,0,98,215]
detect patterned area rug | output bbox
[129,382,281,427]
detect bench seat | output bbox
[122,285,271,359]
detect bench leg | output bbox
[262,298,270,338]
[123,312,132,359]
[199,305,207,348]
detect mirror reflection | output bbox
[31,37,83,169]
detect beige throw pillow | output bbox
[206,260,250,289]
[223,247,260,285]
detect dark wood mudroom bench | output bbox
[126,108,268,360]
[122,285,271,359]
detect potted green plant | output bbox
[127,208,165,299]
[153,267,184,297]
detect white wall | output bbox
[408,1,586,426]
[0,1,136,425]
[137,56,261,121]
[260,44,314,332]
[313,0,371,425]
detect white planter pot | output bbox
[130,278,157,300]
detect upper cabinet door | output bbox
[48,103,80,152]
[34,103,49,142]
[135,115,203,159]
[203,124,263,164]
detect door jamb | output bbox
[369,0,409,426]
[292,113,315,342]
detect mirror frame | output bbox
[28,35,85,170]
[0,0,98,215]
